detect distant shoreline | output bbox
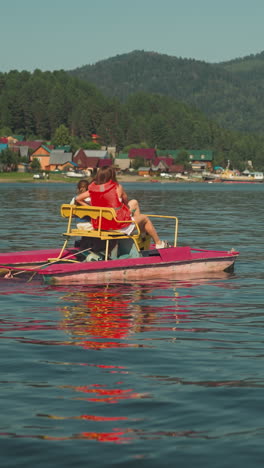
[0,174,195,184]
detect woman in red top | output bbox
[76,166,167,249]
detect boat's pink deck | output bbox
[0,248,77,264]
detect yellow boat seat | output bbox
[59,204,143,260]
[56,204,178,262]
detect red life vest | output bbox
[88,180,132,230]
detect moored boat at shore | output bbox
[219,169,263,183]
[65,171,85,178]
[203,169,263,183]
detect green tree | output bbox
[131,157,145,170]
[30,158,41,172]
[174,150,190,169]
[149,115,171,148]
[48,84,68,133]
[82,141,101,150]
[123,142,148,153]
[52,124,71,147]
[0,126,12,136]
[0,148,18,171]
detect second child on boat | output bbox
[70,179,93,231]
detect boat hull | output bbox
[0,246,239,285]
[42,257,236,285]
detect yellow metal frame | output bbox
[57,204,179,261]
[59,204,142,260]
[144,214,179,248]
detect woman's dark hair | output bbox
[93,166,117,185]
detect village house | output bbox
[98,158,112,168]
[152,157,175,173]
[5,135,21,145]
[18,146,30,158]
[0,143,8,153]
[154,157,174,167]
[55,145,71,153]
[73,149,98,173]
[74,149,110,160]
[73,149,112,175]
[151,159,170,174]
[169,164,185,175]
[128,148,157,164]
[101,146,117,158]
[11,140,44,158]
[114,153,131,172]
[137,167,151,177]
[188,150,213,172]
[17,162,30,173]
[30,145,54,171]
[48,149,74,171]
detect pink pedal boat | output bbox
[0,204,239,285]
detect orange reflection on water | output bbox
[59,284,183,350]
[77,429,132,443]
[80,414,128,421]
[61,382,150,404]
[41,429,133,443]
[60,288,136,349]
[60,288,144,350]
[39,413,129,421]
[36,413,134,443]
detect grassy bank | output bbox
[0,172,194,184]
[0,172,80,183]
[0,172,157,184]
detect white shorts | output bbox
[76,222,93,231]
[77,220,135,235]
[119,220,135,235]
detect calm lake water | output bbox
[0,181,264,468]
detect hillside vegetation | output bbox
[0,68,264,170]
[69,50,264,134]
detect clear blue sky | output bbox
[1,0,264,72]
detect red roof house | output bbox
[98,158,112,167]
[128,148,157,160]
[169,164,185,174]
[13,141,44,151]
[73,150,100,170]
[153,157,174,166]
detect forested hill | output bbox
[220,50,264,75]
[68,50,264,134]
[1,68,264,170]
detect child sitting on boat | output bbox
[76,166,168,249]
[70,179,93,231]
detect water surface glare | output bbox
[0,182,264,467]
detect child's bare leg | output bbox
[134,213,161,245]
[128,199,141,216]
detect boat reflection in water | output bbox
[45,283,166,443]
[35,274,235,443]
[61,285,132,346]
[59,282,183,348]
[58,272,237,352]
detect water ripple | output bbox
[1,183,264,467]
